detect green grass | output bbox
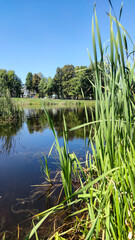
[11,97,95,108]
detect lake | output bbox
[0,106,92,239]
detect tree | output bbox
[32,74,41,93]
[0,69,22,97]
[38,76,54,98]
[7,71,22,97]
[0,69,9,96]
[38,77,48,97]
[61,65,75,99]
[53,65,75,99]
[46,77,53,96]
[26,72,33,91]
[69,66,95,99]
[52,64,96,99]
[53,68,63,98]
[69,70,81,99]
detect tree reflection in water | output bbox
[0,106,93,238]
[0,107,93,154]
[26,107,93,139]
[0,111,24,154]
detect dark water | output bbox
[0,107,92,238]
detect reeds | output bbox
[27,2,135,239]
[0,90,22,122]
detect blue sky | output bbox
[0,0,134,83]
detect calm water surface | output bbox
[0,107,92,238]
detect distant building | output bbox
[21,84,37,98]
[21,84,30,98]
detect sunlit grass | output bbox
[11,97,95,107]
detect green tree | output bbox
[52,65,95,99]
[38,77,48,97]
[7,71,22,97]
[69,78,81,99]
[71,66,95,99]
[32,74,41,93]
[53,68,63,98]
[38,76,54,98]
[26,72,33,92]
[61,65,75,99]
[0,69,9,96]
[46,77,53,96]
[0,69,22,97]
[53,65,75,99]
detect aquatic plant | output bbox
[0,90,22,123]
[27,1,135,239]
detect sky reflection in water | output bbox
[0,107,92,234]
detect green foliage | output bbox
[70,66,95,99]
[52,65,95,99]
[45,109,73,200]
[40,156,51,182]
[47,76,54,96]
[61,65,75,98]
[0,69,22,97]
[0,69,9,94]
[32,74,41,93]
[53,67,63,98]
[26,72,33,91]
[38,77,48,97]
[0,90,22,123]
[25,65,95,99]
[8,71,22,97]
[38,76,53,97]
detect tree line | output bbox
[26,65,95,99]
[0,64,96,99]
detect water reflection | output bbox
[26,109,48,133]
[0,113,24,154]
[0,106,93,237]
[48,107,92,139]
[0,107,92,154]
[25,107,92,138]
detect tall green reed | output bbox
[81,4,135,238]
[44,109,73,200]
[28,2,135,239]
[0,89,22,122]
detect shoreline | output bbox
[11,98,95,107]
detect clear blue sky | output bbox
[0,0,134,83]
